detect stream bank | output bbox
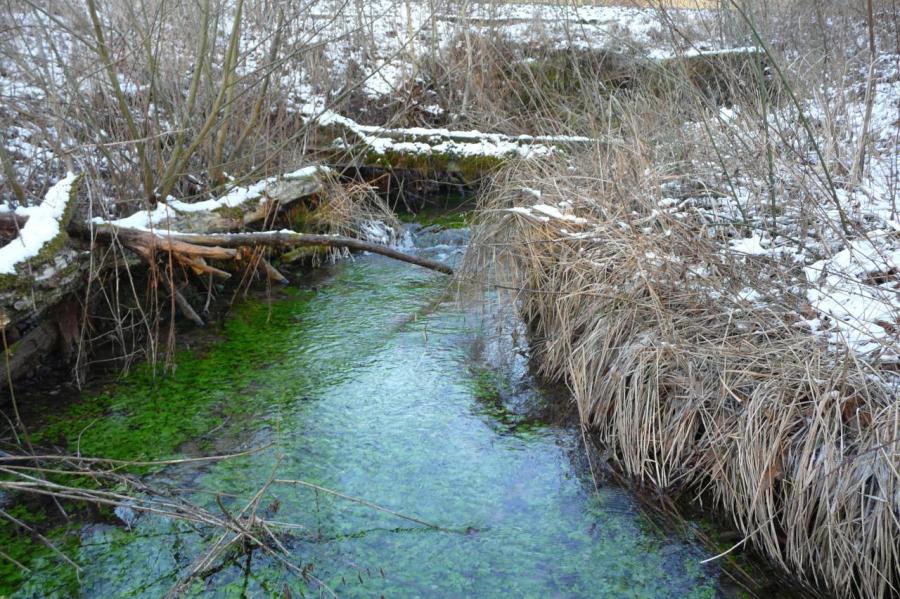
[1,224,800,598]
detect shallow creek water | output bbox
[8,227,746,597]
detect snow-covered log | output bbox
[304,108,598,181]
[0,174,83,328]
[92,166,330,235]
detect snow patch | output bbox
[0,173,78,275]
[94,167,329,231]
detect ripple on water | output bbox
[10,249,724,599]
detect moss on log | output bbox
[304,109,597,183]
[0,175,85,328]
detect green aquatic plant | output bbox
[397,190,472,229]
[3,253,736,598]
[34,289,316,465]
[0,505,80,597]
[398,209,470,229]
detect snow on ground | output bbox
[0,10,77,191]
[707,54,900,363]
[506,202,587,224]
[805,233,899,358]
[789,60,897,360]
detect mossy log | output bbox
[503,45,765,108]
[111,166,329,235]
[304,109,598,183]
[0,174,84,329]
[648,46,768,104]
[0,165,451,385]
[0,318,58,389]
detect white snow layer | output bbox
[0,173,78,275]
[95,166,329,232]
[805,235,900,357]
[305,106,572,159]
[506,203,587,224]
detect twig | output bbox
[273,478,451,531]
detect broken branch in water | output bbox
[273,478,452,531]
[73,223,455,276]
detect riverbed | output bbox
[5,226,762,597]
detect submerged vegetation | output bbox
[0,293,310,596]
[3,251,739,598]
[34,290,317,462]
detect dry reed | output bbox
[464,140,898,597]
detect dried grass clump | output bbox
[464,143,899,597]
[304,181,401,240]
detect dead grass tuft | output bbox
[464,135,898,596]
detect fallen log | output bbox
[92,166,329,235]
[76,225,454,276]
[0,317,59,388]
[303,108,600,183]
[648,46,769,105]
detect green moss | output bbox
[212,204,250,222]
[0,506,80,597]
[34,288,316,465]
[501,49,637,119]
[288,202,316,231]
[279,246,323,264]
[365,149,505,184]
[427,211,469,229]
[644,50,767,107]
[466,366,547,435]
[398,208,470,229]
[470,367,506,402]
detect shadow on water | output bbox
[1,225,816,598]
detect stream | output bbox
[6,226,761,597]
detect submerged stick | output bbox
[171,287,206,326]
[273,478,451,531]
